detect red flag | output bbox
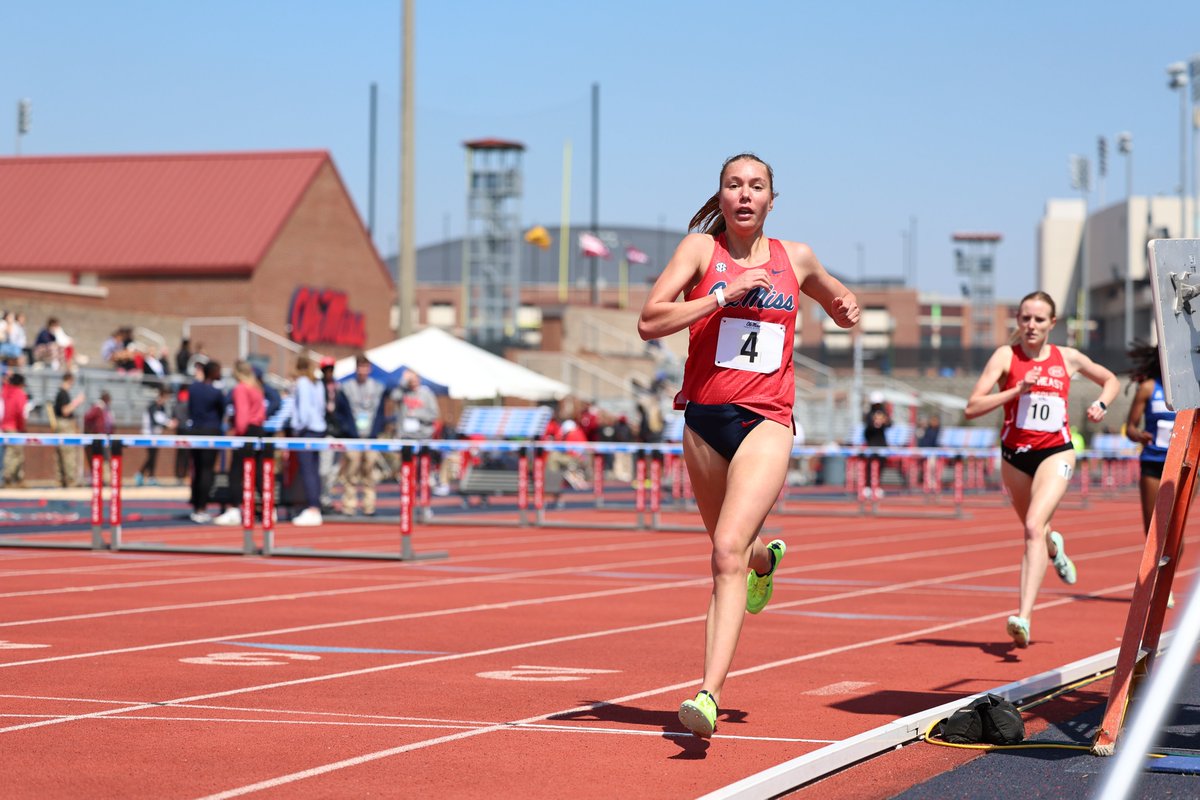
[624,245,649,264]
[579,232,611,259]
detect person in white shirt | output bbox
[288,355,327,526]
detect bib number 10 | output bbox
[1016,393,1065,433]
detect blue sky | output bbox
[4,1,1199,301]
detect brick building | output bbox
[0,150,394,374]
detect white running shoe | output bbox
[189,511,212,524]
[1048,531,1077,585]
[292,508,323,527]
[1006,615,1031,648]
[213,508,242,526]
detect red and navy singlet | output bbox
[1000,344,1072,451]
[674,234,800,429]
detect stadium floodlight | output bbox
[1168,62,1189,237]
[1069,154,1090,192]
[17,98,30,134]
[1117,132,1134,346]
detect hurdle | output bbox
[264,437,448,561]
[417,439,539,528]
[775,444,977,519]
[0,433,448,562]
[110,434,264,556]
[0,433,108,551]
[529,441,703,532]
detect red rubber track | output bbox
[0,496,1187,799]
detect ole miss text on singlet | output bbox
[674,235,800,429]
[1000,344,1072,452]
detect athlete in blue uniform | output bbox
[1125,342,1176,532]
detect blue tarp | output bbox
[336,362,449,396]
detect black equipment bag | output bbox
[934,693,1024,745]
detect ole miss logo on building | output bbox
[287,286,367,348]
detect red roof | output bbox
[462,138,525,151]
[0,150,330,274]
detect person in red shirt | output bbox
[966,291,1118,648]
[214,360,266,526]
[1,373,29,487]
[638,153,859,739]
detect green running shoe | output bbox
[746,539,786,614]
[1048,531,1077,585]
[678,690,718,738]
[1006,615,1031,648]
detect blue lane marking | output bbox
[220,641,450,655]
[780,578,889,587]
[585,571,696,580]
[417,564,521,574]
[770,611,947,621]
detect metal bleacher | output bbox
[456,406,553,439]
[937,426,998,449]
[1089,432,1138,457]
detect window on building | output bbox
[427,302,456,328]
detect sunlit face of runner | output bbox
[1015,299,1055,349]
[719,158,774,233]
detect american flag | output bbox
[578,232,611,259]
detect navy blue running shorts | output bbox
[684,402,764,462]
[1141,459,1166,480]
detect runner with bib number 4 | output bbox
[637,153,859,737]
[965,291,1118,649]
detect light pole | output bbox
[1118,132,1133,346]
[1070,154,1091,346]
[15,98,30,155]
[1168,61,1189,238]
[1191,55,1200,240]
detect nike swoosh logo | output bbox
[769,268,785,275]
[740,419,760,428]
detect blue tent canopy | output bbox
[336,362,449,396]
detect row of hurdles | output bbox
[0,429,1142,560]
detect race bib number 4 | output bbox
[714,318,785,374]
[1016,393,1065,433]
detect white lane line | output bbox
[0,551,705,635]
[0,694,496,725]
[0,511,1021,600]
[0,536,693,602]
[0,712,837,744]
[188,573,1155,800]
[506,722,837,743]
[0,554,211,578]
[0,557,1158,735]
[0,534,1148,668]
[0,515,1115,631]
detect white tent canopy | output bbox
[334,327,571,402]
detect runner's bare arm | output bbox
[1063,347,1120,422]
[1126,379,1154,445]
[965,347,1023,419]
[786,241,859,328]
[637,234,772,340]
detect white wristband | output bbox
[714,287,728,308]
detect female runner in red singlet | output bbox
[965,291,1118,648]
[637,153,859,738]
